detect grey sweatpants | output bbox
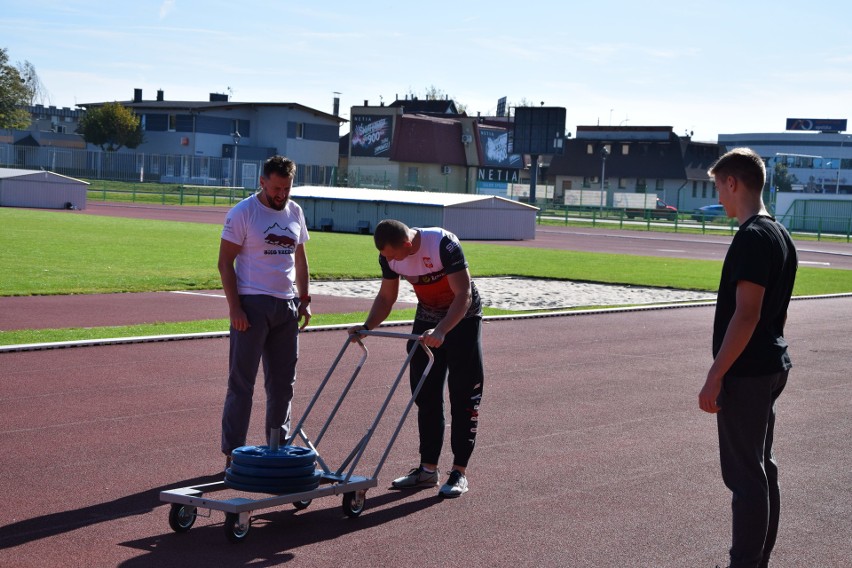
[221,294,299,454]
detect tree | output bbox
[78,102,145,151]
[772,162,798,193]
[0,47,31,130]
[406,85,467,114]
[15,60,48,106]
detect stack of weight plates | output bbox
[225,445,321,494]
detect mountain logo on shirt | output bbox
[264,223,298,250]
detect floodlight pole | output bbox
[529,153,539,204]
[600,145,610,212]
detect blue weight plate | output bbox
[225,469,322,488]
[230,445,317,468]
[228,461,317,479]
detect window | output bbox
[562,180,573,190]
[407,167,418,184]
[702,181,708,198]
[296,123,305,139]
[168,114,176,131]
[622,144,630,155]
[712,184,717,199]
[582,176,591,188]
[586,144,594,155]
[618,177,627,189]
[637,178,647,191]
[692,180,698,198]
[655,179,664,191]
[140,115,147,131]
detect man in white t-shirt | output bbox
[218,156,311,468]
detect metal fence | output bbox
[0,143,338,187]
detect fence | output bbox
[0,143,337,187]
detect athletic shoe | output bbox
[391,466,439,489]
[438,469,469,498]
[225,454,232,472]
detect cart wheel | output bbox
[342,491,365,518]
[224,512,251,543]
[293,499,312,511]
[168,503,197,533]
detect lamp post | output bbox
[599,144,610,211]
[231,130,241,188]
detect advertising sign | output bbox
[785,118,847,132]
[351,115,392,157]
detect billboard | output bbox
[512,106,567,155]
[479,129,523,168]
[351,115,392,157]
[785,118,847,132]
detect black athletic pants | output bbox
[717,369,789,568]
[407,316,484,469]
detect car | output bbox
[625,198,678,220]
[691,204,728,222]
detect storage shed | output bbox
[0,168,89,210]
[291,186,538,240]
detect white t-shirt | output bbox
[221,194,309,299]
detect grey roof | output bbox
[78,100,346,123]
[0,168,89,184]
[292,185,537,209]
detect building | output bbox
[720,122,852,232]
[346,98,523,197]
[292,185,537,240]
[547,126,723,212]
[0,168,88,210]
[77,89,346,186]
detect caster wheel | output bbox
[168,503,196,533]
[224,512,251,543]
[293,499,312,511]
[342,491,365,518]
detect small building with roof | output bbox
[291,186,537,240]
[0,168,88,210]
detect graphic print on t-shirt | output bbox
[263,222,299,255]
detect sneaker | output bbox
[224,454,232,472]
[391,466,439,489]
[438,469,469,498]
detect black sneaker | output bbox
[391,466,439,488]
[438,469,469,498]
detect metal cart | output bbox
[159,329,434,543]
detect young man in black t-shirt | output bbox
[698,148,798,568]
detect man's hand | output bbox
[230,307,250,332]
[298,303,311,330]
[698,374,723,413]
[347,324,368,342]
[419,328,445,348]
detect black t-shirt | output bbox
[713,215,798,376]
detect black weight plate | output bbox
[224,476,322,495]
[228,460,317,479]
[230,445,317,468]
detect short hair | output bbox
[708,147,765,192]
[373,219,410,250]
[263,155,297,179]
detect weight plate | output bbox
[224,475,322,495]
[230,445,317,468]
[225,469,321,489]
[228,460,317,479]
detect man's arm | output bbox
[295,243,311,330]
[419,269,472,348]
[218,238,249,332]
[698,280,765,413]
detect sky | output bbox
[3,0,852,142]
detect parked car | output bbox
[691,204,728,222]
[625,198,678,220]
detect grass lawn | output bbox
[1,207,850,345]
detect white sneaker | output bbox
[438,470,469,498]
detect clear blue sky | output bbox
[3,0,851,142]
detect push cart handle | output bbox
[355,329,425,341]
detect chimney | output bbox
[333,96,340,117]
[364,100,368,106]
[156,89,164,101]
[133,88,142,103]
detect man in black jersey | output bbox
[350,219,484,498]
[698,148,798,568]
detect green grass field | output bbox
[1,207,850,345]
